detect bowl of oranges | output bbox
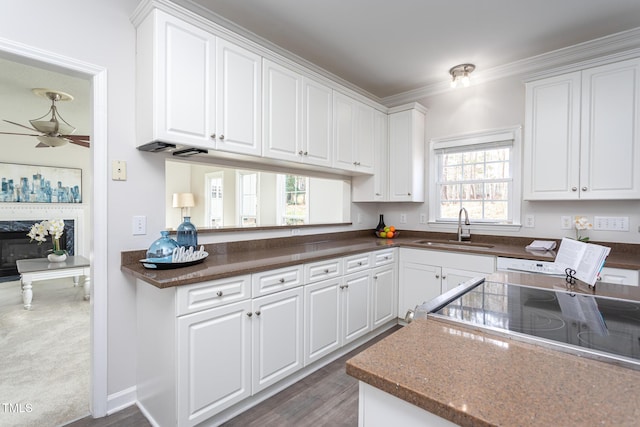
[375,226,398,239]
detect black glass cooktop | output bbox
[433,281,640,364]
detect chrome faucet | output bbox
[457,208,471,241]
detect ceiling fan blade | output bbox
[35,142,50,148]
[0,131,42,137]
[64,134,91,142]
[3,119,39,132]
[68,139,90,148]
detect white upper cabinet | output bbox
[524,57,640,200]
[352,110,389,201]
[262,59,332,167]
[135,9,261,155]
[215,39,262,156]
[388,106,426,202]
[333,92,375,174]
[136,10,216,148]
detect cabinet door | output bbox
[388,109,425,202]
[177,300,252,426]
[146,11,216,148]
[580,58,640,199]
[523,72,582,200]
[441,268,486,293]
[355,102,375,173]
[341,271,372,345]
[251,287,304,393]
[352,109,388,201]
[303,78,333,167]
[262,59,302,162]
[371,265,396,328]
[304,278,342,365]
[398,261,441,320]
[215,39,262,155]
[333,92,357,171]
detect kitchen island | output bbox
[346,273,640,427]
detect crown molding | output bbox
[383,26,640,106]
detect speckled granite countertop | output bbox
[346,317,640,426]
[121,230,640,288]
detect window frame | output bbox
[204,171,224,227]
[428,126,522,231]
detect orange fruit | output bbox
[389,226,396,232]
[386,231,394,238]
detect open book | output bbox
[554,238,611,286]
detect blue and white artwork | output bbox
[0,163,82,203]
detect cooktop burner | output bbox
[432,281,640,366]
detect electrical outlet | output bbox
[524,215,535,228]
[593,216,629,231]
[419,213,427,224]
[132,215,146,235]
[400,213,407,224]
[561,216,573,230]
[357,213,363,224]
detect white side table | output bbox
[16,256,91,310]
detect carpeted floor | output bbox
[0,277,90,427]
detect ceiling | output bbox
[187,0,640,98]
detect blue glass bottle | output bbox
[146,230,179,262]
[176,216,198,249]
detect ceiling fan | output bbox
[1,88,90,148]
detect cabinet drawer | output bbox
[344,252,372,274]
[176,275,251,316]
[252,265,303,297]
[373,249,395,266]
[304,258,343,284]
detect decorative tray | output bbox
[140,256,207,270]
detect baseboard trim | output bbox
[107,386,137,415]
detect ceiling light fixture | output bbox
[449,63,475,89]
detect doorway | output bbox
[0,39,108,421]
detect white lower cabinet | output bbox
[371,265,397,328]
[177,300,252,426]
[342,271,372,345]
[304,278,342,365]
[251,287,304,393]
[398,248,495,319]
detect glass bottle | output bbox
[376,214,386,231]
[146,230,179,261]
[176,216,198,249]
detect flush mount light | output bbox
[449,63,475,88]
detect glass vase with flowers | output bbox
[27,219,67,262]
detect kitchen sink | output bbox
[411,240,494,250]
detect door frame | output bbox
[0,37,109,417]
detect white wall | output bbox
[376,76,640,244]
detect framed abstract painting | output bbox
[0,162,82,203]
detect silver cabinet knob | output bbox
[219,135,225,140]
[216,291,223,297]
[279,278,285,283]
[298,150,304,155]
[408,192,411,196]
[345,284,349,289]
[210,133,216,139]
[324,269,330,273]
[373,276,378,280]
[442,276,447,279]
[246,312,253,317]
[304,151,308,155]
[435,274,440,279]
[572,187,578,191]
[255,311,261,316]
[582,187,587,191]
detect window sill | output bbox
[427,221,522,233]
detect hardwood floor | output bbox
[67,325,401,427]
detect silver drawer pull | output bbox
[279,278,285,283]
[210,133,216,139]
[219,134,225,140]
[255,310,261,316]
[324,269,330,273]
[216,291,223,297]
[357,262,362,266]
[373,276,378,280]
[246,312,252,317]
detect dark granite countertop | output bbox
[121,230,640,288]
[346,317,640,427]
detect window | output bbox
[429,127,521,227]
[277,174,309,225]
[238,171,258,226]
[205,172,223,227]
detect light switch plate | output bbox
[132,215,146,235]
[561,216,573,230]
[399,213,407,224]
[112,160,127,181]
[524,215,535,228]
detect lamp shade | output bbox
[172,192,195,208]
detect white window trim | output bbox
[236,170,259,226]
[428,126,522,231]
[205,171,224,227]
